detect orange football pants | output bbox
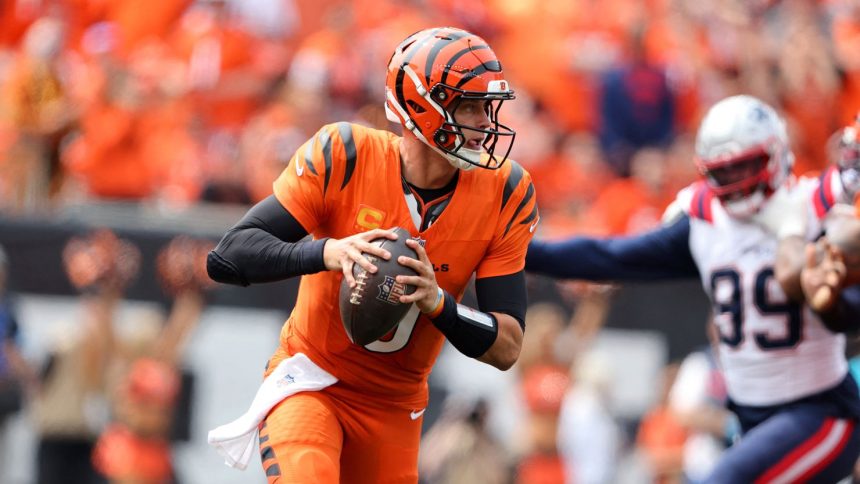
[257,359,422,483]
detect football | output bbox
[339,227,419,345]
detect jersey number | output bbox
[710,267,802,350]
[364,304,420,353]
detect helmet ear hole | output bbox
[406,100,426,114]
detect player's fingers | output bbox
[397,254,432,276]
[812,285,834,312]
[395,274,429,288]
[405,238,430,264]
[360,228,398,242]
[341,257,356,288]
[398,286,431,304]
[355,239,391,261]
[348,249,378,274]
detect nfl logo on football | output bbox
[377,276,406,306]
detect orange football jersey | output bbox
[272,122,538,408]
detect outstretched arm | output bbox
[525,215,698,281]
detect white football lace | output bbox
[348,255,376,304]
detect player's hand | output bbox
[323,228,398,288]
[395,238,439,313]
[801,239,847,312]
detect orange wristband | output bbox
[426,287,445,318]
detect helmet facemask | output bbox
[430,84,515,170]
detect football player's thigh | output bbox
[259,391,344,484]
[707,408,860,484]
[339,402,422,484]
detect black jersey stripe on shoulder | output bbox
[503,182,535,236]
[302,138,318,176]
[337,122,357,190]
[520,203,538,226]
[317,128,333,195]
[501,160,524,212]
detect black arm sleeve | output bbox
[475,271,527,330]
[206,195,329,286]
[818,285,860,333]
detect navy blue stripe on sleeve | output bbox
[525,214,698,281]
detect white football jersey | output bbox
[679,168,850,406]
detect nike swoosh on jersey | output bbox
[529,219,539,233]
[410,408,426,420]
[295,155,304,176]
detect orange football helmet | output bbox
[385,27,515,170]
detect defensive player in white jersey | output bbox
[526,95,860,483]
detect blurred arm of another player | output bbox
[525,209,699,282]
[207,196,396,286]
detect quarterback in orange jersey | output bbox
[206,27,538,483]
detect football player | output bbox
[526,95,860,482]
[207,27,537,483]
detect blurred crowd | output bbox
[2,0,860,483]
[0,0,859,237]
[419,283,741,484]
[1,230,212,483]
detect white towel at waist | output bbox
[207,352,337,470]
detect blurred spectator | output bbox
[516,302,567,376]
[528,132,617,238]
[832,0,860,126]
[92,235,210,484]
[198,130,251,204]
[61,49,202,202]
[32,229,140,484]
[557,350,620,484]
[0,244,38,470]
[776,0,840,176]
[598,23,676,177]
[1,15,75,211]
[581,147,673,236]
[517,365,569,484]
[554,285,618,484]
[668,321,736,484]
[636,363,687,484]
[419,397,509,484]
